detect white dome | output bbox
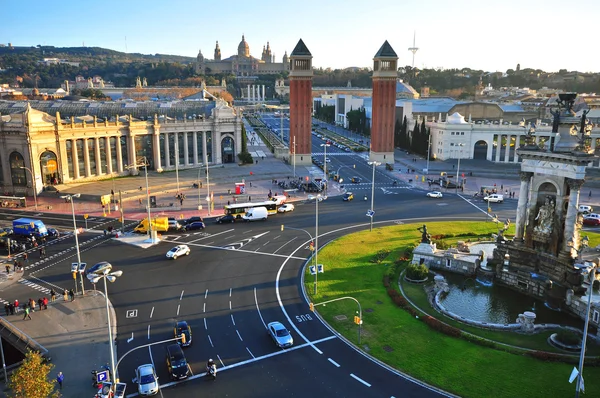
[447,112,467,124]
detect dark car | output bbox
[174,321,192,347]
[185,216,204,225]
[215,214,236,224]
[47,228,60,237]
[166,344,190,380]
[351,177,362,183]
[184,221,205,231]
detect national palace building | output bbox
[0,98,242,196]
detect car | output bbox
[215,214,236,224]
[166,245,191,259]
[184,221,205,231]
[134,364,159,396]
[343,192,354,201]
[174,321,192,346]
[267,321,294,348]
[583,217,600,226]
[277,204,295,213]
[351,177,361,183]
[166,344,190,380]
[168,219,182,231]
[3,227,13,235]
[584,213,600,222]
[579,205,593,215]
[325,157,331,163]
[185,216,204,224]
[427,191,443,198]
[47,228,60,237]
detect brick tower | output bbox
[289,39,313,166]
[370,40,398,163]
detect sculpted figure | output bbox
[533,196,555,235]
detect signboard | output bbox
[366,210,375,217]
[71,263,78,272]
[96,370,110,384]
[78,263,87,274]
[100,195,111,206]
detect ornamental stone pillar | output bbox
[164,133,171,168]
[94,138,102,175]
[193,132,198,165]
[563,178,584,253]
[183,132,189,165]
[72,140,80,179]
[153,132,162,172]
[116,137,124,173]
[106,137,113,174]
[83,139,91,177]
[515,172,532,240]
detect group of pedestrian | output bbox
[176,192,186,206]
[3,288,75,321]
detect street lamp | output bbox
[575,261,596,398]
[455,143,465,193]
[307,193,326,294]
[19,166,38,211]
[60,193,84,295]
[321,143,330,191]
[87,262,122,395]
[368,161,381,232]
[205,162,211,216]
[175,144,180,194]
[425,133,432,176]
[126,158,154,241]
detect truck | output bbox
[243,206,268,222]
[133,217,169,234]
[12,218,48,238]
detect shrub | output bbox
[237,152,253,164]
[406,263,428,280]
[555,331,581,346]
[421,316,462,338]
[528,351,563,362]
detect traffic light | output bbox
[309,303,314,312]
[72,272,77,280]
[354,316,361,325]
[180,333,186,345]
[309,241,315,251]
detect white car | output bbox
[134,364,159,396]
[166,245,191,260]
[584,213,600,221]
[278,204,295,213]
[427,191,443,198]
[325,158,331,163]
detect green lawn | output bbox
[305,221,600,398]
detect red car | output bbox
[583,217,600,226]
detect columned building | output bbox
[370,41,398,163]
[0,102,242,195]
[288,39,313,166]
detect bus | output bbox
[224,201,278,218]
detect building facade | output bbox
[195,35,289,77]
[0,102,242,195]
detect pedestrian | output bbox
[56,372,64,390]
[501,184,504,191]
[248,196,252,202]
[13,259,17,272]
[29,298,35,311]
[69,289,75,301]
[63,289,68,301]
[9,303,14,315]
[590,191,592,199]
[23,306,31,320]
[4,304,9,316]
[13,299,19,314]
[50,289,56,302]
[39,247,43,258]
[42,247,46,257]
[5,264,9,274]
[139,198,142,205]
[43,297,48,310]
[24,252,28,263]
[37,298,43,311]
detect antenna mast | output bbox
[407,31,419,68]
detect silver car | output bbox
[134,364,159,396]
[267,321,293,348]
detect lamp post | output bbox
[314,193,323,294]
[127,158,153,241]
[368,161,381,232]
[425,132,432,175]
[206,163,211,216]
[19,166,38,211]
[321,143,330,191]
[292,136,296,178]
[575,261,595,398]
[60,193,84,295]
[87,262,122,395]
[455,143,464,193]
[175,144,180,194]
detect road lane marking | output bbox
[350,373,371,387]
[229,300,231,310]
[161,239,307,260]
[217,354,224,367]
[180,290,184,300]
[177,304,180,316]
[328,358,340,367]
[254,287,267,329]
[204,318,207,330]
[246,347,255,358]
[273,237,297,254]
[127,333,134,343]
[189,229,234,243]
[229,288,232,297]
[147,325,151,340]
[236,330,243,341]
[230,314,236,326]
[203,302,206,313]
[205,289,208,299]
[150,307,154,318]
[208,335,214,347]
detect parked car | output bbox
[427,191,443,198]
[584,213,600,222]
[184,221,205,231]
[174,320,192,347]
[579,205,593,215]
[583,217,600,226]
[47,228,60,237]
[185,216,204,225]
[277,204,295,213]
[343,192,354,201]
[215,214,236,224]
[166,344,190,380]
[134,364,159,396]
[166,245,190,259]
[267,321,294,348]
[167,219,182,231]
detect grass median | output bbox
[305,221,600,398]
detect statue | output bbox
[497,218,511,242]
[418,224,431,244]
[550,108,560,133]
[533,196,555,235]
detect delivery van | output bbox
[271,195,287,206]
[13,218,48,238]
[134,217,169,233]
[483,194,504,203]
[243,206,268,222]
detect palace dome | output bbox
[238,35,250,57]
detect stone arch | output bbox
[473,140,488,160]
[9,151,27,187]
[221,135,235,163]
[535,181,559,205]
[39,150,59,185]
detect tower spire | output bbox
[408,31,419,68]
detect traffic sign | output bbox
[366,210,375,217]
[71,263,78,272]
[96,370,110,384]
[78,263,87,274]
[317,264,324,273]
[309,266,316,275]
[84,214,89,219]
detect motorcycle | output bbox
[206,364,217,380]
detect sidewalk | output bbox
[0,293,114,398]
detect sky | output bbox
[2,0,598,73]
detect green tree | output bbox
[237,123,253,164]
[8,350,60,398]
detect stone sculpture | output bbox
[418,224,431,244]
[534,196,555,235]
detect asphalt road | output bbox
[0,129,522,397]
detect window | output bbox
[66,140,74,178]
[445,259,451,268]
[461,132,465,135]
[593,310,599,323]
[9,152,26,186]
[76,139,85,177]
[451,132,455,135]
